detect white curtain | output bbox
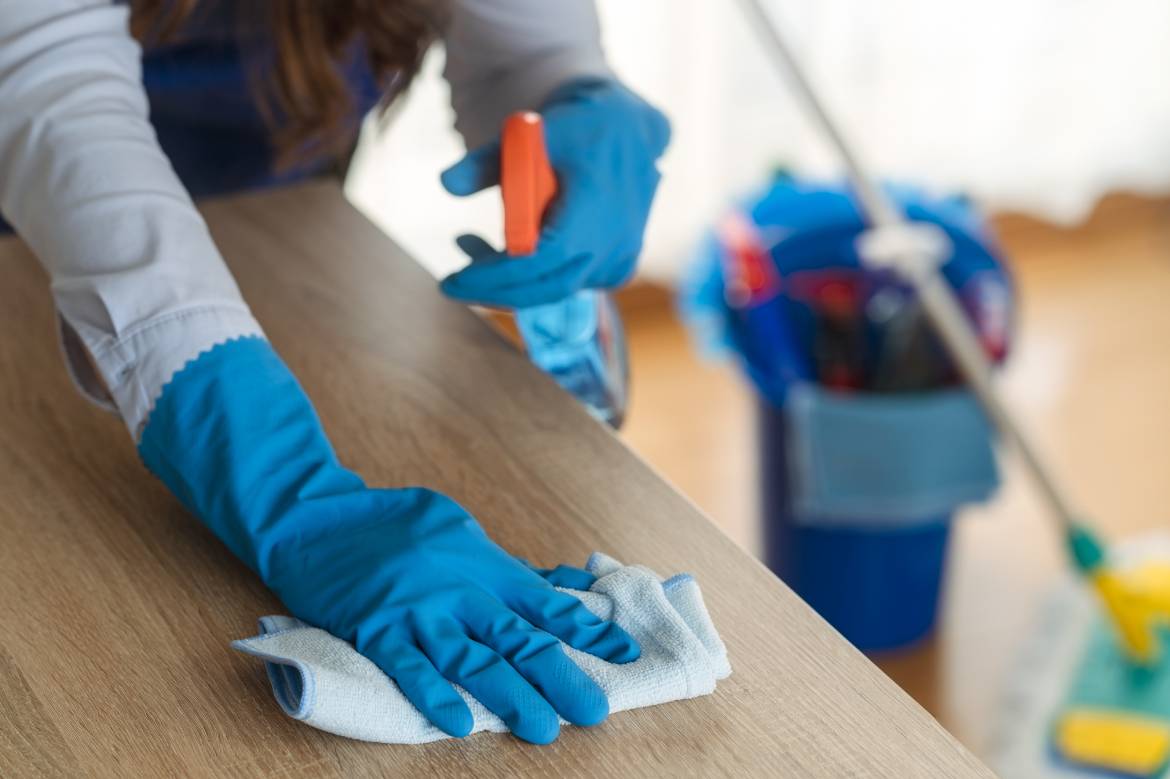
[347,0,1170,282]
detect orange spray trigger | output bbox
[501,112,558,256]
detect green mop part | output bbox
[990,537,1170,779]
[1051,615,1170,777]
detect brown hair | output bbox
[130,1,446,170]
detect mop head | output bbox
[991,533,1170,779]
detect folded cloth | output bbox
[785,384,999,527]
[232,553,731,744]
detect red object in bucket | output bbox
[718,212,781,307]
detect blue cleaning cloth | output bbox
[784,384,999,526]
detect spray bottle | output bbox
[501,112,630,428]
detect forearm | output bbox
[442,0,613,147]
[0,0,261,438]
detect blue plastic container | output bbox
[680,175,1012,653]
[758,395,951,651]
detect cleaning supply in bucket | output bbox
[503,112,630,428]
[716,211,812,387]
[233,554,730,744]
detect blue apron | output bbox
[0,4,383,233]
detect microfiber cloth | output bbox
[785,384,999,527]
[232,553,731,744]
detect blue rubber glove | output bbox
[440,78,671,308]
[138,337,639,744]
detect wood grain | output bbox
[0,182,993,777]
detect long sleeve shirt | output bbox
[0,0,610,438]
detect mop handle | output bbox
[736,0,1080,532]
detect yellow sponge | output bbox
[1055,708,1170,778]
[1131,563,1170,619]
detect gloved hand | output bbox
[138,337,639,744]
[440,78,671,309]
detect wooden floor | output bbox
[616,195,1170,757]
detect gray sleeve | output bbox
[442,0,613,148]
[0,0,263,440]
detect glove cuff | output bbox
[138,337,364,579]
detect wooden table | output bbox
[0,183,992,777]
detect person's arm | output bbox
[0,1,638,743]
[0,0,261,438]
[443,0,613,149]
[439,0,671,309]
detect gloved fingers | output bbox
[440,140,501,197]
[598,252,639,290]
[440,245,539,303]
[640,105,673,156]
[463,602,609,727]
[534,563,597,591]
[441,243,561,295]
[441,253,592,309]
[454,233,499,264]
[417,617,561,744]
[517,559,596,590]
[441,172,612,307]
[365,636,474,738]
[498,254,593,307]
[539,171,602,244]
[516,558,597,590]
[508,587,640,665]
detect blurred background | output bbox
[345,0,1170,764]
[349,0,1170,279]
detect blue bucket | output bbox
[758,395,951,651]
[679,176,1012,652]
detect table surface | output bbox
[0,182,992,778]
